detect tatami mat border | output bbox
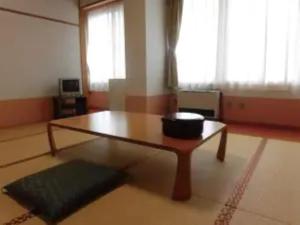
[214,138,268,225]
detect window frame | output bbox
[79,0,122,95]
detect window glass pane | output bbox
[176,0,300,90]
[226,0,267,84]
[87,2,126,91]
[176,0,219,88]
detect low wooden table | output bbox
[47,111,227,201]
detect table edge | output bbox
[48,121,226,154]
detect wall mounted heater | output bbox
[177,90,221,120]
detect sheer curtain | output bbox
[86,2,126,91]
[176,0,300,92]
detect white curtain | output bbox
[86,2,126,91]
[176,0,300,92]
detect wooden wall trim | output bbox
[81,0,121,10]
[0,6,79,27]
[79,9,89,96]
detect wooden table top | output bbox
[49,111,226,154]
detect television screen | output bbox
[62,79,80,92]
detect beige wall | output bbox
[124,0,167,97]
[0,0,79,24]
[145,0,167,96]
[0,0,81,100]
[80,0,102,7]
[124,0,147,96]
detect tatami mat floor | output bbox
[0,122,299,225]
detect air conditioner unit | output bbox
[177,90,221,120]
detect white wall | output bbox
[0,0,81,100]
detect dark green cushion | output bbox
[2,160,125,223]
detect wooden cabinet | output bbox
[53,96,87,119]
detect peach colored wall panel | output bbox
[125,95,147,113]
[0,97,52,128]
[125,94,172,115]
[90,93,300,128]
[222,96,300,128]
[87,91,109,111]
[146,95,170,115]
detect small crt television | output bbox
[59,78,81,97]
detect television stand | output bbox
[53,96,87,119]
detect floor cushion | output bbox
[2,160,126,223]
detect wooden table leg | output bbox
[217,127,227,162]
[172,152,191,201]
[47,123,57,156]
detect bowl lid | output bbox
[164,112,204,121]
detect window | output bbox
[176,0,300,91]
[86,1,126,91]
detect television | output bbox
[59,78,82,97]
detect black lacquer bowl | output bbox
[162,112,205,139]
